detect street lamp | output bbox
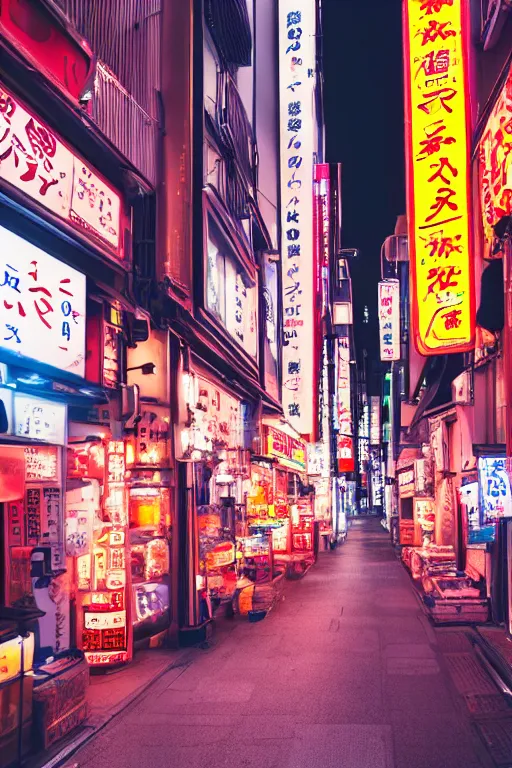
[127,362,157,375]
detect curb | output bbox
[472,631,512,695]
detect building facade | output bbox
[0,1,350,760]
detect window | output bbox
[206,223,257,358]
[401,497,414,521]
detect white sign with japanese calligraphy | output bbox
[279,1,316,437]
[370,396,381,446]
[0,226,86,376]
[378,280,400,361]
[0,83,123,256]
[14,394,66,445]
[336,336,354,472]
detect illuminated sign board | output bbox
[370,396,381,445]
[314,164,330,314]
[0,226,86,377]
[279,0,317,437]
[403,0,474,355]
[478,456,512,522]
[0,0,94,103]
[14,394,66,445]
[336,337,354,473]
[479,61,512,260]
[0,83,126,260]
[378,280,400,361]
[265,426,306,472]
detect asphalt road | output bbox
[65,517,496,768]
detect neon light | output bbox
[403,0,474,354]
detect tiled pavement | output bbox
[61,517,511,768]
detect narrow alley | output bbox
[61,519,505,768]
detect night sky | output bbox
[323,0,405,379]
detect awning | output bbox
[396,447,422,472]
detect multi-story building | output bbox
[0,1,342,759]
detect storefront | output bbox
[66,436,131,667]
[177,366,249,614]
[259,425,314,570]
[0,391,68,655]
[126,408,171,647]
[397,466,418,546]
[0,75,137,678]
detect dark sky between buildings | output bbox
[323,0,405,375]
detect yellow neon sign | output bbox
[404,0,474,355]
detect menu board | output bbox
[26,487,41,546]
[24,446,59,482]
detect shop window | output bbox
[401,497,414,521]
[287,473,299,498]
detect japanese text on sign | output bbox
[479,62,512,260]
[336,337,354,473]
[378,280,400,361]
[0,83,124,258]
[265,426,307,471]
[279,1,316,436]
[404,0,474,354]
[0,226,86,376]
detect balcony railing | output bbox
[92,63,159,187]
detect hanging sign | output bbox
[0,227,86,376]
[279,0,317,437]
[370,397,381,446]
[265,426,306,472]
[479,456,512,521]
[403,0,474,355]
[378,280,400,361]
[479,61,512,259]
[0,83,126,260]
[336,337,354,472]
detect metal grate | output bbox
[475,717,512,766]
[435,631,474,653]
[464,693,511,717]
[443,653,498,696]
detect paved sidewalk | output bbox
[63,517,496,768]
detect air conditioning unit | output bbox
[452,370,472,404]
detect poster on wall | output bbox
[24,446,59,482]
[479,457,512,522]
